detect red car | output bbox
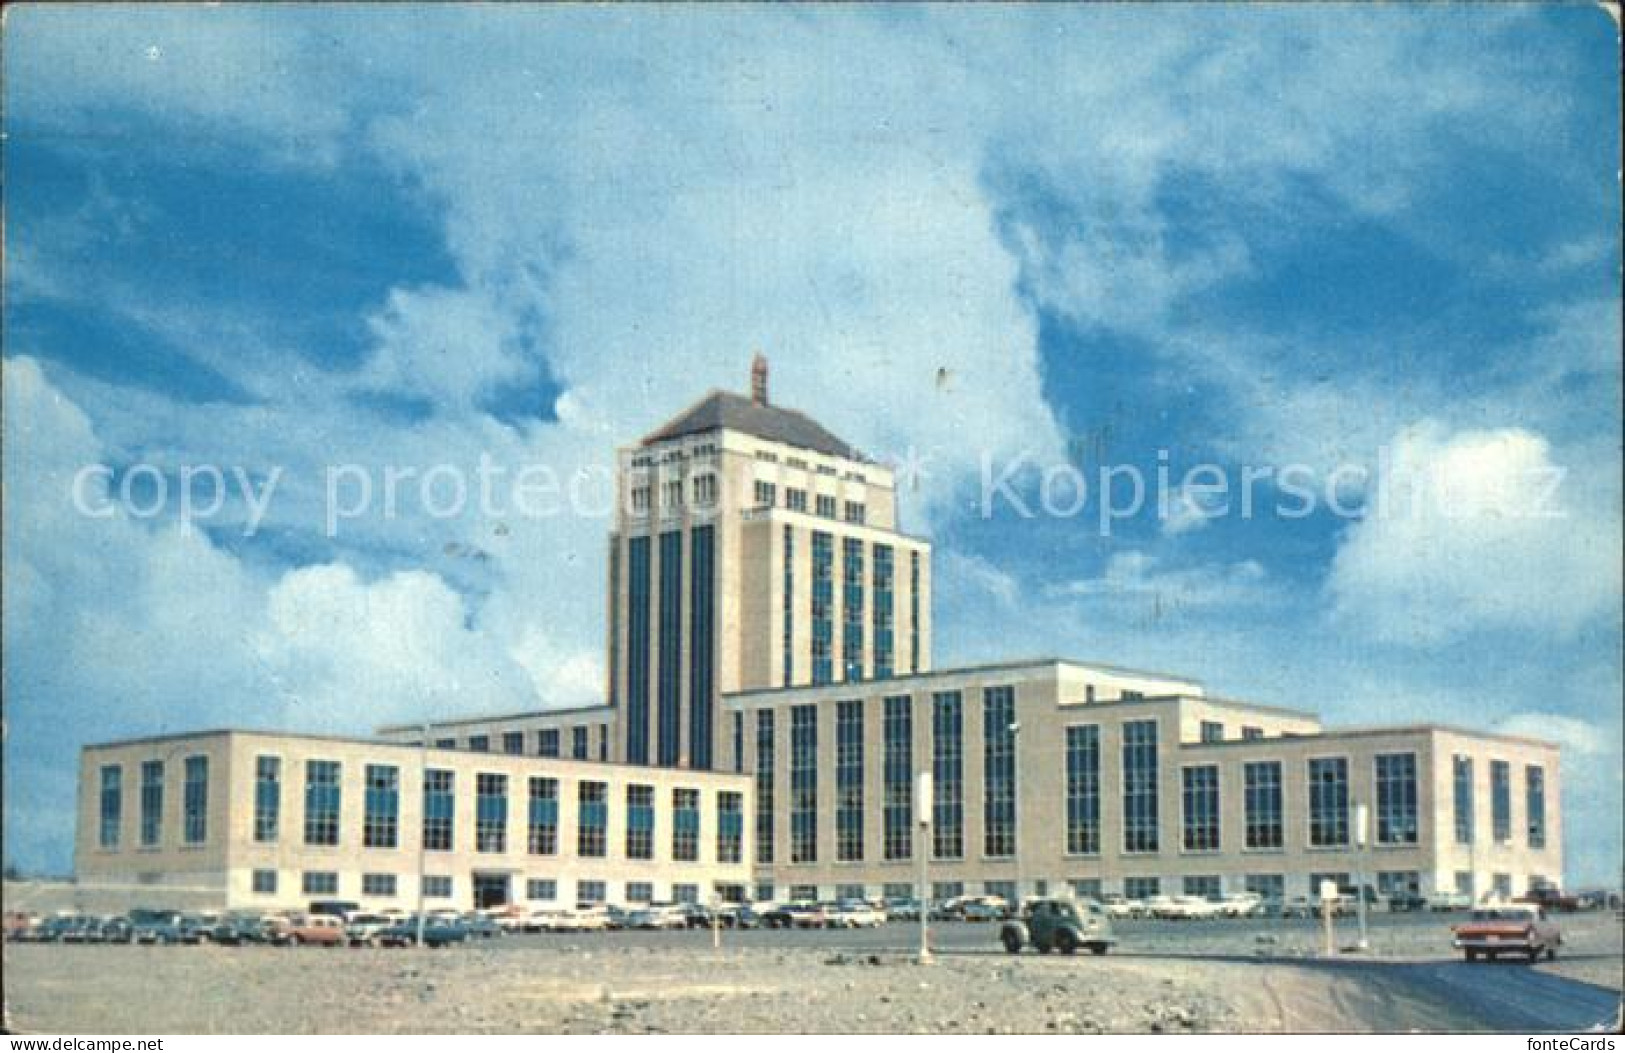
[1452,903,1561,963]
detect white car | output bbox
[1159,896,1223,920]
[343,912,394,946]
[1218,893,1263,918]
[1102,895,1145,919]
[827,900,886,928]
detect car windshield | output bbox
[1471,909,1532,921]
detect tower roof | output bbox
[641,388,871,463]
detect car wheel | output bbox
[1000,929,1022,954]
[1056,930,1078,956]
[1526,948,1541,964]
[1546,946,1558,961]
[1464,949,1478,962]
[1089,944,1108,956]
[1035,941,1052,955]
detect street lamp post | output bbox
[916,771,933,965]
[1352,803,1370,952]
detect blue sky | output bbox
[3,5,1620,883]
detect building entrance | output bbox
[472,872,511,909]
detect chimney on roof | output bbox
[750,352,769,405]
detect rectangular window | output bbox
[1491,760,1512,842]
[1122,720,1160,853]
[790,884,820,902]
[1182,765,1220,852]
[811,531,834,685]
[1453,755,1474,844]
[931,881,964,902]
[1376,870,1420,896]
[625,784,655,859]
[1310,871,1352,897]
[673,883,700,904]
[883,695,913,861]
[782,525,795,685]
[844,500,866,525]
[754,480,777,507]
[626,881,654,903]
[932,690,964,859]
[755,710,775,865]
[1244,761,1284,850]
[1245,874,1284,900]
[363,764,399,849]
[502,732,524,756]
[1184,875,1221,898]
[816,494,837,518]
[578,781,608,858]
[302,871,338,895]
[786,488,807,512]
[1124,877,1160,900]
[469,735,490,752]
[837,700,865,861]
[252,869,277,894]
[1308,757,1350,847]
[139,760,164,847]
[303,760,341,847]
[528,777,558,855]
[1200,721,1224,743]
[577,880,606,904]
[627,535,652,764]
[362,873,397,897]
[538,728,560,758]
[1526,765,1546,849]
[99,766,122,849]
[733,711,744,774]
[909,551,921,675]
[657,530,684,766]
[689,524,716,770]
[673,788,700,862]
[1241,726,1264,741]
[254,756,280,843]
[717,790,744,864]
[842,538,865,681]
[1492,873,1512,899]
[983,685,1017,858]
[1375,753,1419,846]
[560,725,583,760]
[1065,725,1100,855]
[526,878,557,901]
[423,875,452,899]
[872,545,894,679]
[1069,878,1103,900]
[791,703,819,864]
[423,769,454,851]
[476,772,508,853]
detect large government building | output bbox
[77,359,1563,911]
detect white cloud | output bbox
[1495,712,1613,758]
[1052,551,1272,610]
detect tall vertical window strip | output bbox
[1122,720,1160,853]
[909,551,921,674]
[1525,766,1546,848]
[578,781,608,857]
[872,545,894,680]
[363,764,400,848]
[755,710,776,864]
[183,756,208,844]
[475,773,508,853]
[1065,725,1100,855]
[304,760,341,846]
[657,530,684,767]
[538,728,560,758]
[140,760,164,847]
[688,525,716,770]
[626,536,652,764]
[733,712,744,774]
[836,700,865,862]
[782,526,795,686]
[1181,765,1220,851]
[1308,758,1350,847]
[607,538,620,708]
[717,791,744,864]
[626,785,655,860]
[254,756,280,843]
[1453,756,1474,844]
[842,538,865,682]
[528,777,558,855]
[423,769,454,851]
[1491,761,1511,842]
[99,766,122,849]
[790,704,819,863]
[983,685,1017,858]
[1243,761,1283,849]
[883,696,913,861]
[673,788,700,862]
[811,532,834,685]
[1375,753,1419,845]
[931,691,964,859]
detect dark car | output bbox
[1000,898,1115,956]
[129,909,185,945]
[177,913,221,943]
[462,913,503,939]
[99,916,135,943]
[377,915,469,948]
[1388,891,1429,913]
[679,904,715,929]
[212,912,275,945]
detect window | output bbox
[872,545,894,679]
[528,777,558,855]
[932,691,964,859]
[733,712,744,774]
[1309,871,1351,897]
[843,500,866,525]
[1377,871,1420,896]
[626,882,654,903]
[837,701,865,861]
[139,760,164,847]
[1065,725,1100,855]
[627,535,652,765]
[1200,721,1224,743]
[782,526,795,685]
[1122,690,1145,701]
[883,696,913,861]
[884,883,914,900]
[599,725,608,761]
[689,524,716,770]
[1122,720,1160,853]
[1375,753,1418,845]
[363,764,399,849]
[816,494,837,518]
[362,873,397,897]
[302,871,338,895]
[304,760,341,846]
[626,784,655,860]
[526,879,556,901]
[251,869,277,894]
[717,791,744,864]
[673,788,700,862]
[1070,878,1103,900]
[755,883,776,903]
[1453,756,1474,844]
[577,880,606,904]
[692,474,717,508]
[1245,874,1284,900]
[842,538,865,681]
[569,725,588,761]
[578,781,608,857]
[631,485,651,513]
[837,883,866,901]
[538,728,560,758]
[755,710,775,865]
[423,769,454,851]
[663,479,682,509]
[1308,758,1350,847]
[657,530,683,766]
[983,686,1017,858]
[423,875,453,899]
[469,735,490,752]
[1241,726,1264,741]
[1526,765,1546,849]
[502,732,524,756]
[435,738,456,749]
[99,766,122,849]
[909,551,921,675]
[1244,761,1284,849]
[673,884,699,904]
[1491,760,1512,842]
[754,480,777,507]
[791,703,819,864]
[790,884,820,902]
[1182,765,1220,851]
[476,773,508,853]
[1184,875,1221,898]
[1124,877,1160,900]
[254,756,280,843]
[811,531,834,684]
[786,488,807,512]
[1491,873,1512,899]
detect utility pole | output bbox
[916,771,933,965]
[1352,803,1370,952]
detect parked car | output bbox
[678,904,716,929]
[959,896,1008,922]
[627,904,686,930]
[1431,891,1473,912]
[1101,895,1144,920]
[1516,884,1581,913]
[1143,895,1178,919]
[1000,897,1115,956]
[307,900,362,919]
[1157,895,1223,920]
[99,915,135,943]
[177,913,222,943]
[827,899,886,928]
[376,915,469,948]
[1452,904,1561,962]
[344,913,395,946]
[274,913,346,947]
[1387,891,1430,913]
[212,912,275,945]
[884,898,922,922]
[762,901,826,929]
[125,909,182,944]
[461,913,503,939]
[1280,896,1315,919]
[1218,893,1263,918]
[3,912,42,942]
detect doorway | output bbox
[472,872,511,910]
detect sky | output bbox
[3,4,1620,884]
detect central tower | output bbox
[605,359,933,770]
